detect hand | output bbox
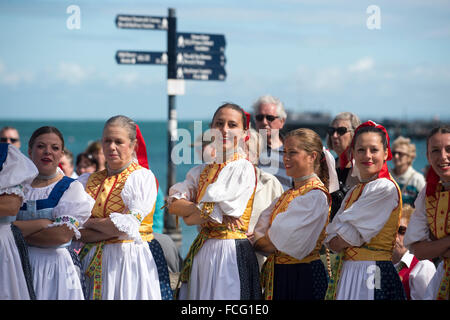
[223,216,243,232]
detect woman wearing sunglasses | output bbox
[326,112,361,221]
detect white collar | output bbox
[400,250,414,268]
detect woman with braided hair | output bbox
[252,128,338,300]
[168,103,261,300]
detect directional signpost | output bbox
[115,8,227,194]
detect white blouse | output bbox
[169,159,256,224]
[325,178,399,249]
[24,179,94,239]
[403,187,431,249]
[254,189,329,260]
[0,144,38,201]
[78,167,158,243]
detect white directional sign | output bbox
[176,66,226,81]
[116,15,168,30]
[116,51,168,65]
[176,32,226,53]
[176,52,225,67]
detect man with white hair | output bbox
[252,95,291,190]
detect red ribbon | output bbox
[425,166,440,196]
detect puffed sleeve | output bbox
[49,180,95,239]
[200,159,256,224]
[76,172,91,188]
[0,144,38,201]
[168,165,203,204]
[324,178,399,248]
[109,168,158,242]
[268,190,329,260]
[404,188,430,250]
[253,196,280,243]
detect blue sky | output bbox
[1,0,449,121]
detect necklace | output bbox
[360,174,378,183]
[36,171,59,180]
[107,161,132,176]
[293,173,317,183]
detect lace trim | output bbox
[47,215,81,239]
[168,192,189,205]
[0,185,25,201]
[109,212,142,243]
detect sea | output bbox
[1,119,430,258]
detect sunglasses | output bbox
[398,226,407,235]
[255,114,279,122]
[0,137,19,143]
[327,126,351,136]
[392,151,409,158]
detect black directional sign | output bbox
[176,32,226,53]
[116,51,168,65]
[116,15,168,30]
[176,66,226,81]
[176,52,226,68]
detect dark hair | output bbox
[285,128,329,188]
[426,125,450,151]
[352,126,388,151]
[211,102,247,130]
[28,126,65,150]
[76,152,98,170]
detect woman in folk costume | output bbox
[404,126,450,300]
[324,120,406,300]
[78,115,164,300]
[168,103,261,300]
[0,143,38,299]
[252,128,339,300]
[15,126,93,299]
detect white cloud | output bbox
[0,59,34,86]
[56,62,92,85]
[348,57,374,73]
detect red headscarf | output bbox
[339,120,392,179]
[135,123,159,191]
[135,124,149,169]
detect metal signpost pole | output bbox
[167,8,177,195]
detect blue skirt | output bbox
[273,259,328,300]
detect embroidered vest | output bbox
[178,157,257,286]
[260,179,331,300]
[269,179,330,264]
[343,176,402,261]
[425,184,449,300]
[85,162,156,242]
[325,176,402,300]
[196,158,256,239]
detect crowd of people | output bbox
[0,95,449,301]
